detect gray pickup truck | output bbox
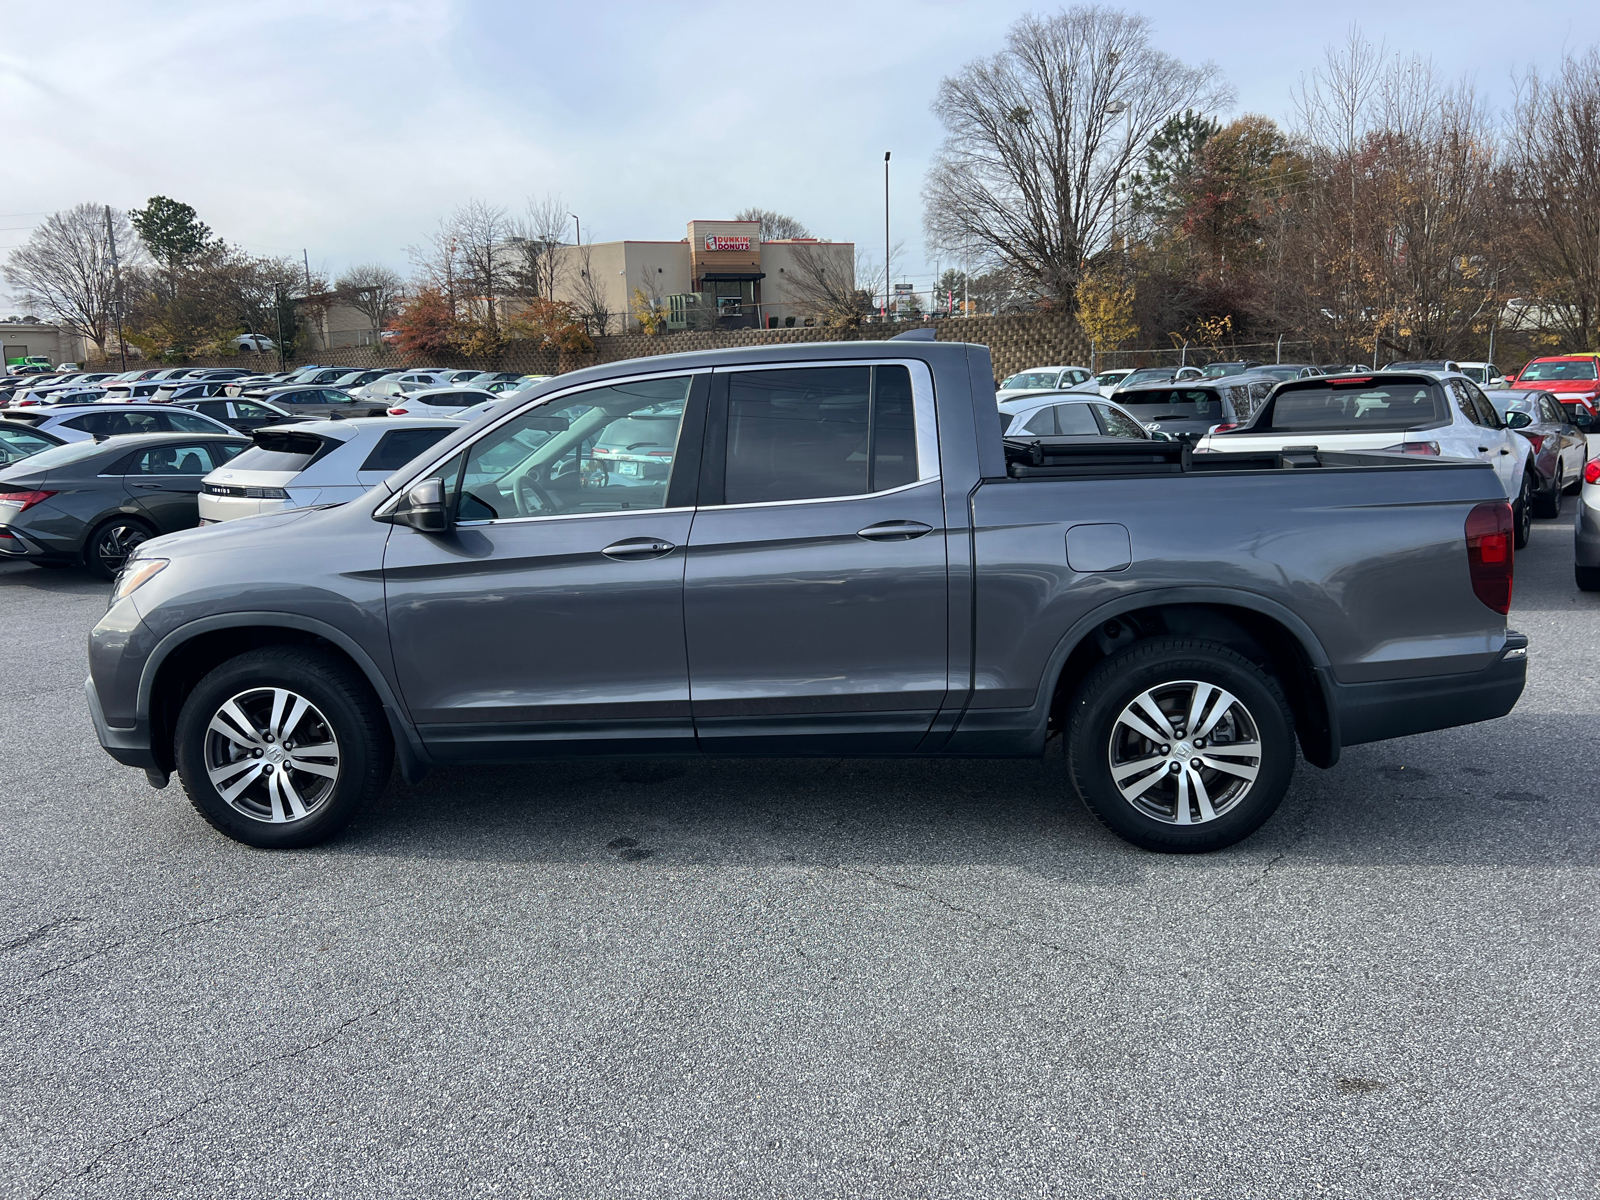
[86,339,1527,853]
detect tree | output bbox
[923,6,1232,299]
[3,203,138,357]
[1510,47,1600,349]
[449,199,512,333]
[121,247,318,360]
[1075,266,1139,350]
[1127,110,1221,231]
[570,244,614,336]
[391,287,456,359]
[785,243,875,326]
[510,194,571,302]
[335,263,404,343]
[129,197,215,272]
[733,208,811,241]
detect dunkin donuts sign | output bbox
[704,235,752,251]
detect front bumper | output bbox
[1328,631,1528,747]
[85,675,160,774]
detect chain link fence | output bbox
[1090,339,1329,372]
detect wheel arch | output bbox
[1040,588,1340,769]
[138,613,428,780]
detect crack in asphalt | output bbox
[844,867,1125,974]
[0,916,88,955]
[29,1000,397,1199]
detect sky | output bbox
[2,0,1598,309]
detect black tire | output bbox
[83,516,157,581]
[1577,565,1600,593]
[174,647,392,849]
[1513,472,1533,549]
[1533,465,1562,519]
[1066,638,1296,853]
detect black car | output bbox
[1252,363,1325,382]
[1111,375,1279,438]
[234,384,392,420]
[174,396,306,433]
[1198,360,1264,379]
[0,432,247,578]
[0,420,65,466]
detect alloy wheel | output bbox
[95,522,150,574]
[202,687,342,824]
[1107,680,1263,825]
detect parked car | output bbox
[1577,454,1600,591]
[998,394,1156,440]
[995,365,1096,402]
[0,420,64,466]
[1507,355,1600,418]
[383,388,496,418]
[1252,364,1325,382]
[153,381,234,404]
[173,396,306,433]
[1458,362,1510,389]
[327,369,397,390]
[86,340,1526,857]
[1112,366,1205,392]
[198,418,458,523]
[343,374,453,405]
[458,372,537,386]
[1108,375,1279,439]
[1198,361,1263,379]
[1094,368,1136,395]
[1385,360,1461,374]
[1490,390,1591,516]
[1,402,236,443]
[233,334,275,353]
[95,381,169,403]
[235,384,396,419]
[1197,369,1537,546]
[0,432,247,577]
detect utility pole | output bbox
[570,214,580,246]
[273,283,287,372]
[883,152,891,320]
[104,205,126,369]
[302,249,312,293]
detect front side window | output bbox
[1095,405,1147,439]
[165,411,224,433]
[452,376,693,521]
[722,365,921,504]
[233,402,276,419]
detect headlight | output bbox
[111,557,169,603]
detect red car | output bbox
[1508,354,1600,419]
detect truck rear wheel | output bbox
[174,647,392,849]
[1066,638,1296,853]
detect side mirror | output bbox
[398,477,450,533]
[1505,410,1533,429]
[1149,431,1174,441]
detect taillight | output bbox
[1381,441,1440,455]
[387,407,408,415]
[1212,423,1238,433]
[1585,459,1600,485]
[0,488,57,512]
[1464,502,1514,614]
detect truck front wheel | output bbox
[1066,638,1296,853]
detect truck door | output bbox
[383,373,702,759]
[683,363,949,753]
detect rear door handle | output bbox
[601,537,676,559]
[857,520,933,541]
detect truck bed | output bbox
[1001,435,1485,480]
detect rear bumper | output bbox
[1327,631,1528,747]
[1576,493,1600,568]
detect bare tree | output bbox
[1510,47,1600,349]
[733,208,811,241]
[335,263,404,344]
[510,193,572,302]
[3,203,140,357]
[445,199,512,333]
[408,221,462,317]
[786,244,876,326]
[571,243,614,337]
[923,6,1232,299]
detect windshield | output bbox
[1114,388,1227,419]
[1122,368,1173,386]
[0,427,58,464]
[1001,371,1061,390]
[1255,365,1304,381]
[1096,371,1128,386]
[1200,363,1249,378]
[1266,382,1447,431]
[1519,359,1597,382]
[1459,366,1486,383]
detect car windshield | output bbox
[1122,368,1175,386]
[1267,382,1448,431]
[1489,395,1538,418]
[1200,363,1249,378]
[1518,359,1597,381]
[1459,366,1486,383]
[0,427,58,463]
[1002,371,1061,390]
[1114,388,1226,418]
[1255,365,1304,381]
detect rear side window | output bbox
[194,401,230,419]
[722,365,921,504]
[360,427,453,472]
[120,443,235,475]
[1266,382,1448,431]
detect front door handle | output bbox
[857,520,933,541]
[601,537,676,559]
[133,483,166,490]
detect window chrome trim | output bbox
[701,475,940,513]
[456,504,693,529]
[709,357,941,482]
[374,366,702,519]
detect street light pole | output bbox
[571,214,581,246]
[884,151,891,320]
[104,205,126,369]
[273,284,286,373]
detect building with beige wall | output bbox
[545,220,854,333]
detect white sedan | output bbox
[198,418,458,523]
[382,387,498,418]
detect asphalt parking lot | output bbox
[2,512,1597,1200]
